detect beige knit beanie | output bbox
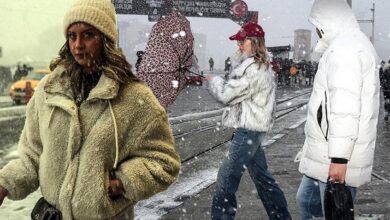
[64,0,118,45]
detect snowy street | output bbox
[1,0,390,219]
[0,81,388,219]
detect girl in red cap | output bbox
[208,22,292,220]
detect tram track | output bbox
[372,171,390,184]
[173,91,311,139]
[276,90,312,104]
[173,90,390,185]
[3,88,390,187]
[174,91,311,163]
[0,90,313,167]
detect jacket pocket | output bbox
[316,91,329,141]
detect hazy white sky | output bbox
[0,0,389,67]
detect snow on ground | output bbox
[135,168,219,219]
[0,90,311,219]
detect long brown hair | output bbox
[247,37,270,69]
[50,35,138,94]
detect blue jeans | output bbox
[296,175,357,220]
[211,128,292,220]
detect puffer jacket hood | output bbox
[309,0,359,52]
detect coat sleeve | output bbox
[0,95,42,200]
[208,75,251,105]
[116,111,180,203]
[326,50,364,160]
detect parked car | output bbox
[9,68,50,104]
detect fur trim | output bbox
[209,57,276,132]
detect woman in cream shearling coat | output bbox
[0,0,180,219]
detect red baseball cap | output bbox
[229,22,265,41]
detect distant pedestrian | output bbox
[271,58,281,85]
[384,60,390,72]
[0,66,12,94]
[296,0,380,219]
[289,63,297,86]
[282,59,290,86]
[208,22,292,220]
[224,57,232,73]
[13,64,28,82]
[306,62,313,86]
[381,60,390,120]
[379,60,386,83]
[135,50,144,73]
[209,57,214,71]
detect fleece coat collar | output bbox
[43,66,120,105]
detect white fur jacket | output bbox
[208,57,276,132]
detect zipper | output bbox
[324,91,329,141]
[55,162,70,209]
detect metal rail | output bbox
[276,90,312,105]
[372,171,390,184]
[174,94,310,139]
[177,93,311,163]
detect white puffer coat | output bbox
[208,57,276,132]
[298,0,380,187]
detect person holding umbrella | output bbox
[137,10,194,108]
[0,0,180,219]
[135,50,144,73]
[208,22,292,220]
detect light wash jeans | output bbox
[296,175,357,220]
[211,128,292,220]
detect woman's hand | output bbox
[0,186,8,206]
[108,178,125,200]
[329,163,347,183]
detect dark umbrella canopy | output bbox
[137,10,194,108]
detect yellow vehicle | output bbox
[9,68,50,104]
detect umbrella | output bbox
[137,10,194,108]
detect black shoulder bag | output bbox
[31,197,62,220]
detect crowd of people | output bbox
[271,58,318,87]
[213,55,319,89]
[380,60,390,120]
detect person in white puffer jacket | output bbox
[296,0,380,219]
